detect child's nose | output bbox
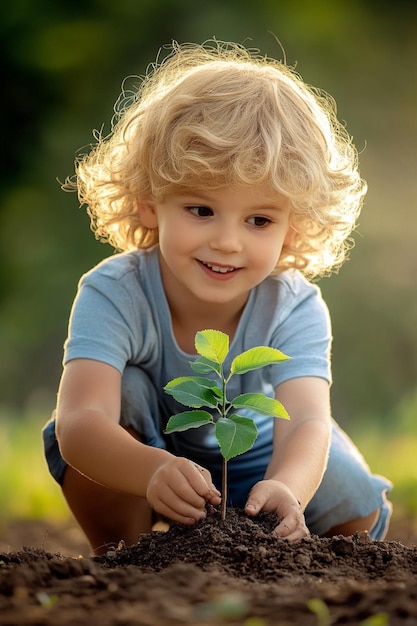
[209,225,243,253]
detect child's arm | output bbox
[56,359,221,524]
[245,376,331,540]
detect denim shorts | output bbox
[42,366,392,539]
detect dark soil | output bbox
[1,508,417,625]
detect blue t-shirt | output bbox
[64,246,332,477]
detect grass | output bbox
[0,408,68,522]
[350,426,417,517]
[351,387,417,517]
[0,392,416,524]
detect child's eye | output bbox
[187,206,213,217]
[247,216,272,228]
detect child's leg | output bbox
[321,509,379,537]
[62,458,153,555]
[61,424,153,555]
[305,420,392,539]
[42,366,168,555]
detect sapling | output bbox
[164,329,290,520]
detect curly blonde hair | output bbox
[71,40,366,278]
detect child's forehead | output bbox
[163,182,288,206]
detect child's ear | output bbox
[137,198,158,229]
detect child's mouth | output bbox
[203,261,237,274]
[198,260,240,278]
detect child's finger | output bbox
[244,488,267,516]
[182,460,221,500]
[147,458,221,521]
[273,515,309,541]
[160,460,218,511]
[156,485,208,524]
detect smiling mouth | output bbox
[200,261,239,274]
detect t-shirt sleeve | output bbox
[268,277,332,388]
[63,263,157,373]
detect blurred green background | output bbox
[1,0,416,524]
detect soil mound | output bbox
[1,508,417,625]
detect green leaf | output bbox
[215,415,258,461]
[230,346,290,375]
[164,377,222,408]
[190,356,222,376]
[231,393,290,419]
[195,329,229,364]
[164,410,214,434]
[164,376,221,392]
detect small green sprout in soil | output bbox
[307,598,331,626]
[164,329,290,519]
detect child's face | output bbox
[142,184,291,311]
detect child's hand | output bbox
[146,457,221,525]
[244,479,309,541]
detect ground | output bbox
[1,509,417,626]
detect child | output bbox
[43,40,392,555]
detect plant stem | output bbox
[221,457,227,520]
[220,366,228,521]
[221,374,227,417]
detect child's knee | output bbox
[322,507,380,538]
